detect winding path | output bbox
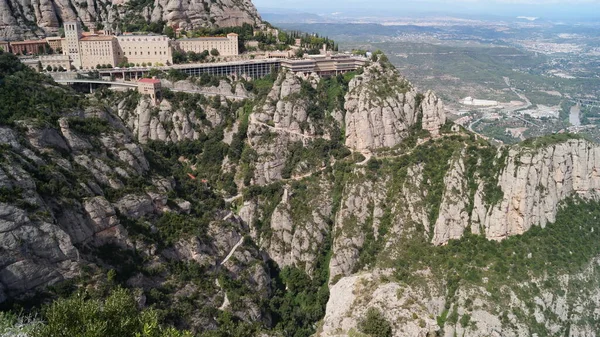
[220,237,244,266]
[249,114,317,140]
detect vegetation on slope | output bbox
[0,50,84,125]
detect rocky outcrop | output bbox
[118,83,247,143]
[432,154,470,245]
[264,181,332,275]
[0,0,261,39]
[247,71,324,185]
[115,194,155,219]
[150,0,261,32]
[329,173,388,282]
[470,139,600,240]
[321,258,600,337]
[344,62,419,152]
[408,139,600,245]
[321,271,444,337]
[421,90,446,137]
[0,202,79,299]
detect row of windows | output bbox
[119,37,166,42]
[83,51,113,56]
[118,51,167,56]
[120,46,168,49]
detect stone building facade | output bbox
[137,78,162,104]
[63,21,83,68]
[117,35,172,66]
[79,36,120,69]
[61,21,172,69]
[175,33,238,56]
[39,55,72,70]
[45,37,63,52]
[9,40,47,55]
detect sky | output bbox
[252,0,600,20]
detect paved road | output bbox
[503,76,532,112]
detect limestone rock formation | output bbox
[421,90,446,137]
[344,61,419,152]
[471,139,600,241]
[263,181,332,275]
[329,174,388,281]
[0,0,261,39]
[320,258,600,337]
[247,71,325,185]
[432,154,470,245]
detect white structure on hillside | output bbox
[461,96,499,106]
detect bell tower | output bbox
[64,21,82,69]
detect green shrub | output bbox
[34,287,192,337]
[358,308,392,337]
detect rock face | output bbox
[421,90,446,137]
[471,139,600,241]
[321,258,600,337]
[429,139,600,245]
[118,79,249,144]
[247,70,327,185]
[263,181,332,275]
[321,271,444,337]
[0,0,261,39]
[344,61,419,152]
[432,153,470,245]
[329,175,387,282]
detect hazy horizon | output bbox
[253,0,600,20]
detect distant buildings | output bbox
[45,37,63,51]
[3,22,243,70]
[461,97,499,106]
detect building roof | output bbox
[138,78,161,84]
[45,37,63,41]
[80,36,115,41]
[119,33,166,37]
[10,40,47,45]
[179,36,230,41]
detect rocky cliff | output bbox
[0,0,261,39]
[343,61,418,152]
[2,51,600,337]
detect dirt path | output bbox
[220,237,244,266]
[249,114,316,140]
